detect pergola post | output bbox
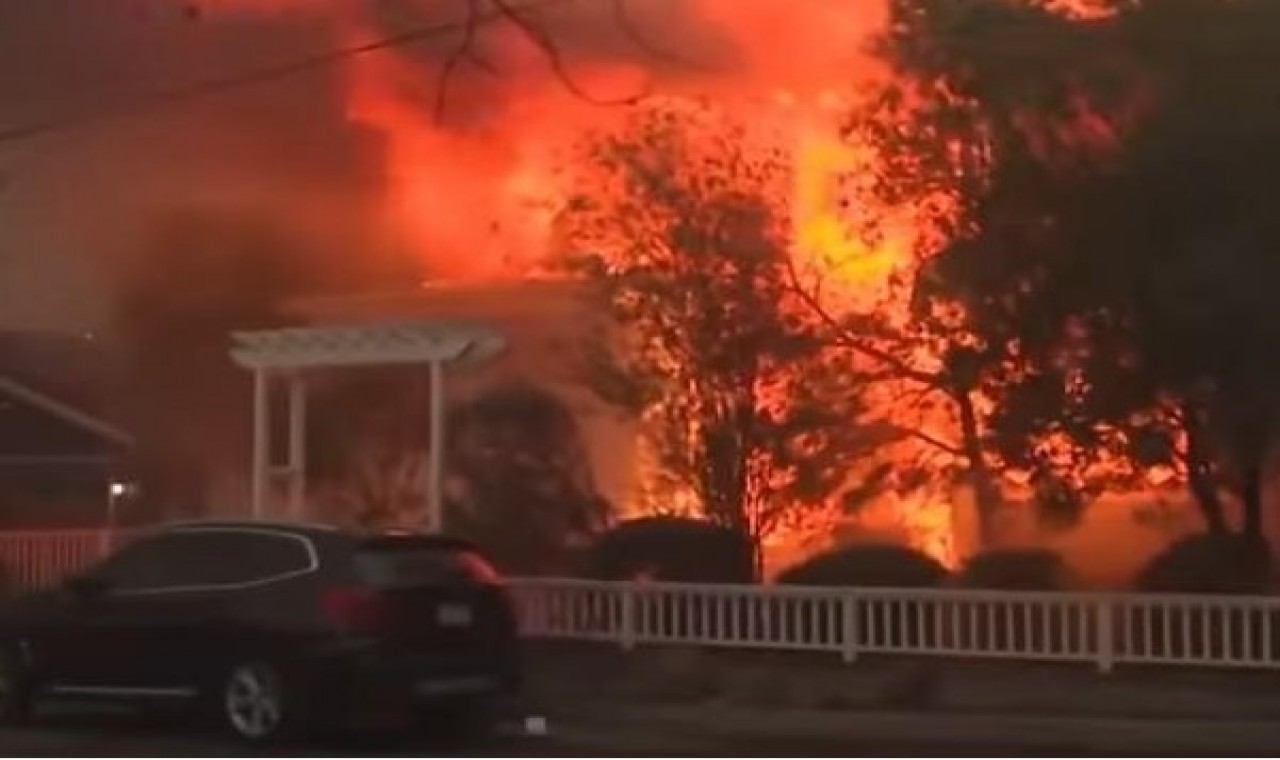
[287,373,307,518]
[250,368,270,519]
[426,360,445,533]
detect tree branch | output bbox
[488,0,649,107]
[783,255,942,388]
[893,424,965,456]
[436,0,489,119]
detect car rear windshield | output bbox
[353,539,502,587]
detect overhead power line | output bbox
[0,0,583,145]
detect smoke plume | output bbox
[0,0,886,325]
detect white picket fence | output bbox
[512,577,1280,672]
[2,530,1278,673]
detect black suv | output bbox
[0,521,521,743]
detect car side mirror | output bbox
[63,575,108,601]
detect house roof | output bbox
[0,331,133,448]
[229,321,507,370]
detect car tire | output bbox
[219,659,299,744]
[0,645,33,726]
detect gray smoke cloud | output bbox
[0,0,879,328]
[0,0,704,326]
[0,0,384,327]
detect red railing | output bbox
[0,529,114,590]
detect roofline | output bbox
[229,321,507,370]
[0,375,134,448]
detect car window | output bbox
[93,535,179,590]
[353,542,501,588]
[230,531,315,581]
[94,529,314,592]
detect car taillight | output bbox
[321,585,392,635]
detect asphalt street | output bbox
[0,708,1155,757]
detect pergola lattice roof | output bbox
[229,321,506,370]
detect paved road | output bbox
[0,712,571,757]
[0,711,1153,757]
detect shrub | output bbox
[577,516,756,584]
[570,517,755,641]
[957,548,1075,591]
[776,543,949,588]
[1125,533,1277,662]
[774,544,949,652]
[1134,533,1270,595]
[954,548,1081,655]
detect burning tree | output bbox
[778,0,1182,551]
[864,0,1280,561]
[826,0,1126,544]
[561,102,894,575]
[786,248,1012,549]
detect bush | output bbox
[954,548,1081,655]
[957,548,1075,591]
[577,516,756,584]
[1134,533,1271,594]
[776,543,949,588]
[773,544,949,652]
[1125,533,1278,662]
[569,517,755,641]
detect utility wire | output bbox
[0,0,580,145]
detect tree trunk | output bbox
[1181,401,1229,535]
[748,529,765,583]
[1241,455,1265,543]
[956,390,999,549]
[1230,400,1270,545]
[1187,458,1229,535]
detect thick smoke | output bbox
[0,0,379,327]
[0,0,885,326]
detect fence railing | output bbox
[0,530,111,590]
[512,577,1280,673]
[2,531,1278,673]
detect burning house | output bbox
[269,279,981,577]
[0,1,1210,582]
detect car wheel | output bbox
[0,646,33,725]
[220,660,293,743]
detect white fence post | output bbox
[841,590,859,663]
[1096,595,1115,674]
[620,583,637,652]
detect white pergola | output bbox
[229,321,506,530]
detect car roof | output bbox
[156,520,477,550]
